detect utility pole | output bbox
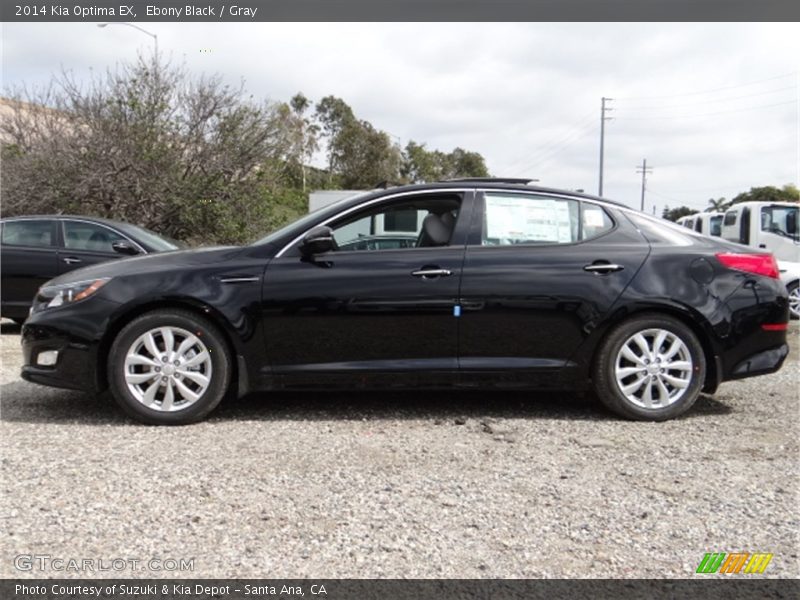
[598,97,613,196]
[636,159,653,212]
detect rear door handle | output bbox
[62,257,82,265]
[411,268,452,279]
[583,263,624,274]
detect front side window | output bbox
[723,210,737,226]
[1,220,54,247]
[331,195,461,252]
[760,205,799,240]
[63,221,126,253]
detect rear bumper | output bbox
[729,343,789,379]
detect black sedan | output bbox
[20,181,790,424]
[1,215,180,323]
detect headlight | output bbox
[33,278,111,312]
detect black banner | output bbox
[3,0,800,22]
[2,579,799,600]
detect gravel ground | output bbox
[1,319,798,579]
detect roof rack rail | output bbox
[442,177,538,185]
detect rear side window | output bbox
[1,220,54,247]
[482,193,579,245]
[481,194,613,245]
[63,221,126,253]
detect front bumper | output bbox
[19,303,113,393]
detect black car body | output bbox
[20,181,790,424]
[1,215,179,321]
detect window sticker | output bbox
[583,206,606,228]
[485,195,573,243]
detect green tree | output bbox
[0,52,296,244]
[315,96,401,188]
[281,92,319,191]
[706,197,729,212]
[662,205,698,222]
[401,141,489,183]
[730,184,800,205]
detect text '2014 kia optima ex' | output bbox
[21,181,790,424]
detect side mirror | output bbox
[112,241,140,256]
[786,211,797,235]
[300,226,336,256]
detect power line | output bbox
[617,86,796,111]
[615,71,797,101]
[616,99,796,121]
[503,110,597,172]
[516,124,599,175]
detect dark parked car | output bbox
[1,215,179,323]
[20,180,790,424]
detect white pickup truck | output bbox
[720,201,800,318]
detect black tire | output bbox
[107,309,232,425]
[593,313,706,421]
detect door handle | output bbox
[583,262,624,274]
[411,268,452,279]
[62,257,82,265]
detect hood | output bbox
[46,246,242,286]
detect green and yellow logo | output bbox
[696,552,773,574]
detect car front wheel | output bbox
[593,314,706,421]
[108,309,232,425]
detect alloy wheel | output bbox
[789,284,800,319]
[123,326,213,412]
[614,328,693,409]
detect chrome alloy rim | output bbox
[124,326,212,412]
[614,328,693,409]
[789,285,800,319]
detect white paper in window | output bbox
[486,195,573,243]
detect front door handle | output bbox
[411,268,452,279]
[583,262,624,274]
[62,257,82,265]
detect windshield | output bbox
[251,191,371,246]
[115,222,182,251]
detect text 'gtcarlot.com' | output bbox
[14,554,194,572]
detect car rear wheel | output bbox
[787,281,800,320]
[108,309,231,425]
[593,314,706,421]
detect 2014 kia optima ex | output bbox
[21,180,790,424]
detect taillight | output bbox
[715,253,780,279]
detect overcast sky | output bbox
[2,22,798,212]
